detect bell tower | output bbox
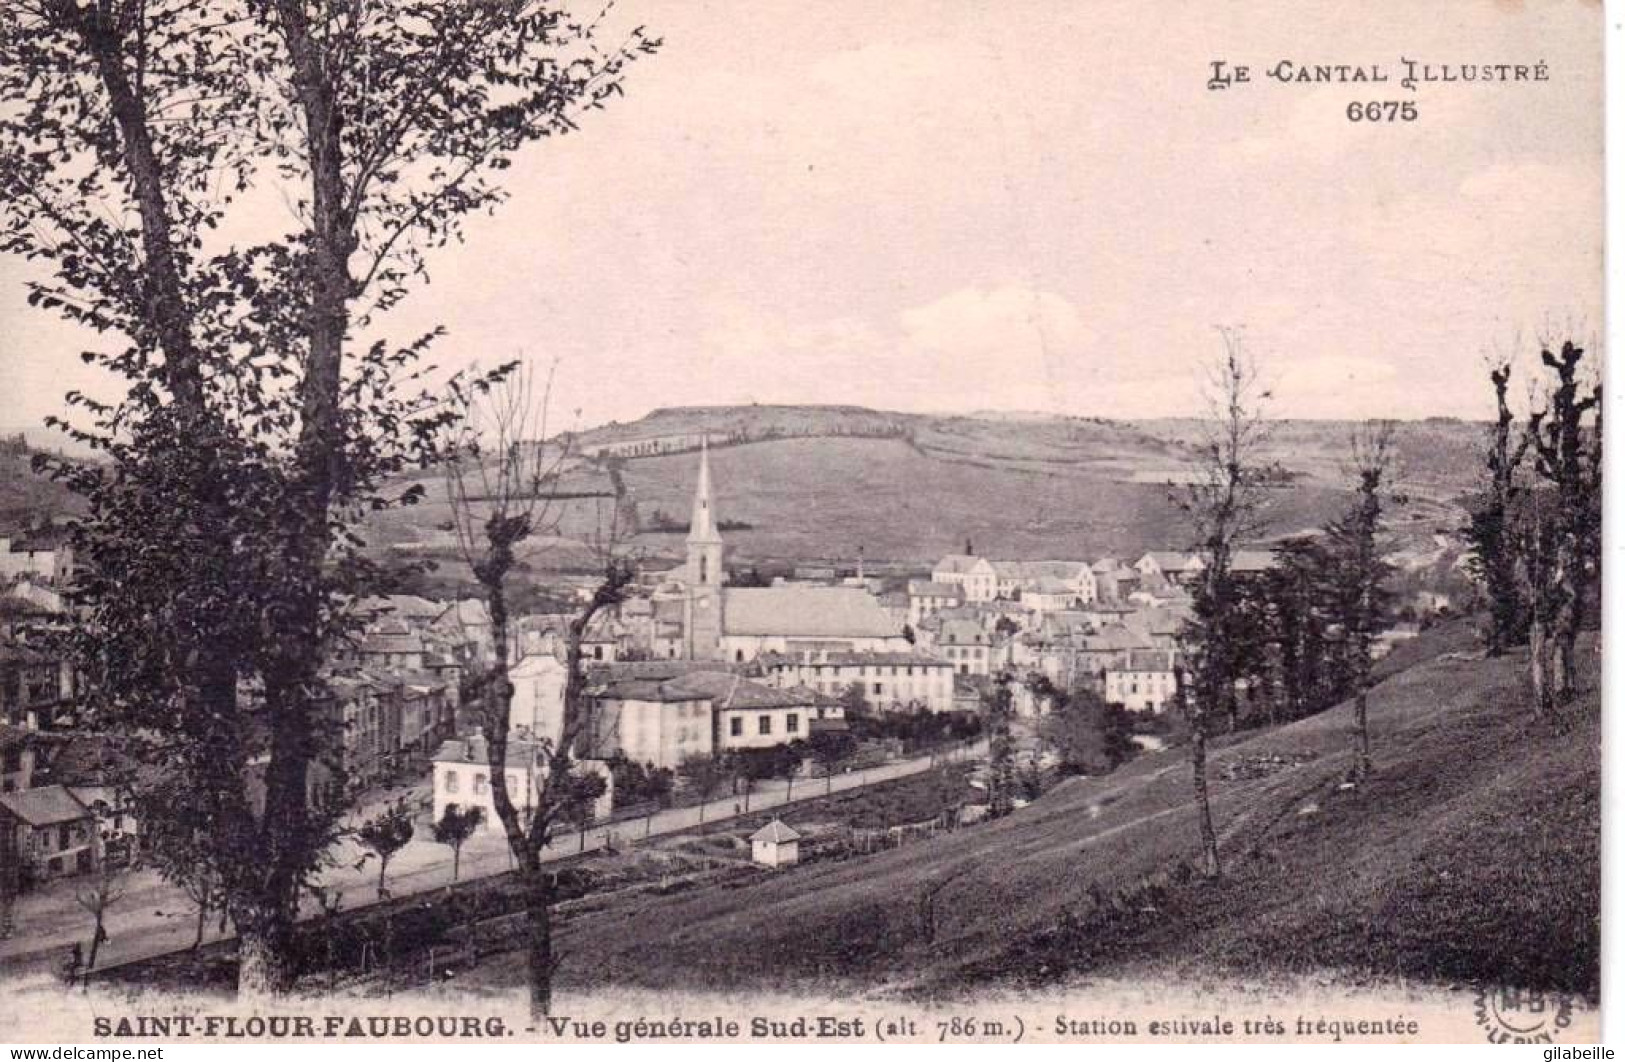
[683,439,726,659]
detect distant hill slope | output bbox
[464,621,1598,999]
[0,438,84,531]
[369,406,1486,571]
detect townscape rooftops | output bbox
[1080,626,1154,652]
[937,617,990,644]
[663,671,826,710]
[932,554,988,575]
[991,559,1090,581]
[358,631,425,655]
[354,594,445,622]
[757,650,952,669]
[591,669,824,710]
[1231,549,1280,573]
[721,586,900,639]
[431,733,541,769]
[907,580,961,597]
[1115,649,1180,673]
[1141,551,1198,570]
[0,782,88,826]
[586,659,746,682]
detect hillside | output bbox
[459,622,1599,999]
[0,438,84,531]
[366,406,1487,574]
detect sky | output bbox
[0,0,1604,437]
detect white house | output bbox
[1133,551,1203,585]
[750,818,801,867]
[507,653,567,744]
[1104,650,1182,713]
[935,618,994,677]
[990,560,1098,604]
[906,580,962,627]
[431,731,613,832]
[931,554,998,602]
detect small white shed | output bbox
[750,818,801,868]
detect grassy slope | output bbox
[618,436,1351,564]
[472,622,1596,999]
[360,409,1485,569]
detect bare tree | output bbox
[1514,340,1602,717]
[445,363,633,1018]
[1173,328,1274,878]
[1466,358,1533,655]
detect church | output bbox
[663,443,912,664]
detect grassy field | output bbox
[452,621,1597,1001]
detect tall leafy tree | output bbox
[1321,422,1398,778]
[0,1,657,995]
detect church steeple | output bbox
[683,437,726,659]
[687,437,722,546]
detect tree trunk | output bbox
[1191,727,1221,878]
[193,900,208,952]
[1353,687,1371,778]
[522,868,555,1020]
[236,913,297,999]
[377,857,389,899]
[1528,618,1550,719]
[452,846,462,882]
[87,916,105,971]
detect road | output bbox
[0,740,984,981]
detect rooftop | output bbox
[750,818,801,843]
[721,587,900,639]
[0,783,88,827]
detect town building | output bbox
[906,580,962,627]
[430,731,613,834]
[663,446,911,663]
[931,554,998,602]
[756,650,956,713]
[991,560,1098,604]
[1104,650,1182,713]
[0,535,73,585]
[936,617,994,676]
[0,784,96,880]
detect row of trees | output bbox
[1172,332,1398,878]
[1465,340,1602,717]
[0,0,658,1009]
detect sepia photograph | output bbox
[0,0,1606,1048]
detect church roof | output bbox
[721,587,900,639]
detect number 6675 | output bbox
[1347,101,1418,122]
